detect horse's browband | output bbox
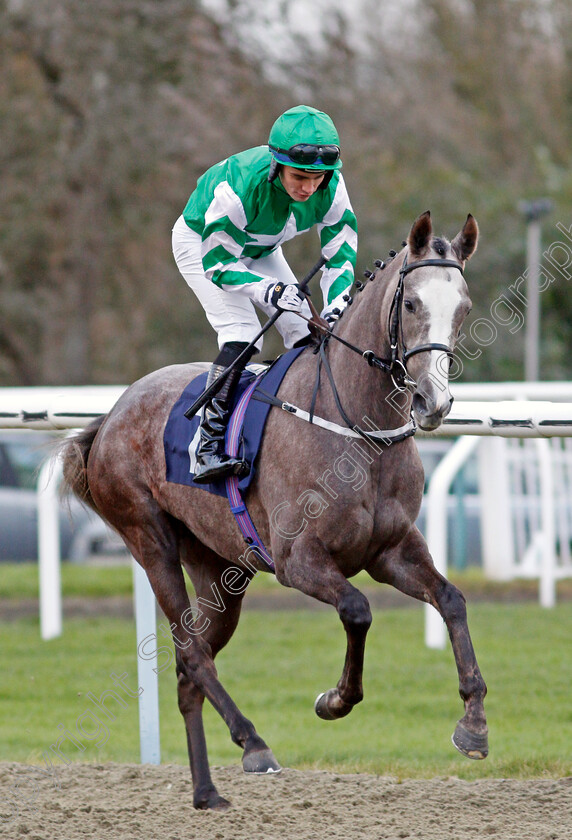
[399,258,464,277]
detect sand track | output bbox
[2,761,571,839]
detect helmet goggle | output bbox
[269,143,341,167]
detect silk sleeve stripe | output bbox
[322,267,354,305]
[206,260,267,289]
[204,180,248,230]
[321,176,356,226]
[320,224,358,261]
[202,230,244,261]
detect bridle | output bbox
[386,254,465,390]
[314,252,465,391]
[298,252,468,444]
[250,253,469,447]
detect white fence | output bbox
[423,434,572,647]
[3,384,572,758]
[0,386,163,762]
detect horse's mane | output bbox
[349,232,454,306]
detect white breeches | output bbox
[172,215,311,351]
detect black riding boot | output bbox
[193,343,252,484]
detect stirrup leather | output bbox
[193,363,250,484]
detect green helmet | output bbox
[268,105,342,171]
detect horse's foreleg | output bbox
[434,578,489,760]
[278,539,372,720]
[369,526,488,759]
[314,583,372,721]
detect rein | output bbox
[311,340,416,444]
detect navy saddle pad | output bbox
[163,346,305,497]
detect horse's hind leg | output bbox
[109,516,226,808]
[369,526,488,759]
[103,503,278,808]
[172,544,234,809]
[178,541,281,784]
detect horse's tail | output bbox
[59,415,106,513]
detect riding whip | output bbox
[183,255,327,420]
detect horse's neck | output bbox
[335,273,393,360]
[318,266,412,431]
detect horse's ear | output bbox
[408,210,432,257]
[451,214,479,262]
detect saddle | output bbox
[164,346,305,496]
[164,347,307,570]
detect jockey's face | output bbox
[279,166,325,202]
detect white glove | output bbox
[265,281,305,312]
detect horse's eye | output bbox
[404,299,414,312]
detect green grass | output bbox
[0,561,134,599]
[1,580,571,780]
[3,559,571,601]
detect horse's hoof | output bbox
[242,747,282,775]
[209,795,232,811]
[451,721,489,760]
[314,690,353,721]
[194,790,231,811]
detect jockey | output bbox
[172,104,358,483]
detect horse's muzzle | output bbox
[412,391,454,431]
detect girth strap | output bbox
[224,378,275,572]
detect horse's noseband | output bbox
[388,256,464,390]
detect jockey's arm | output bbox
[317,176,358,321]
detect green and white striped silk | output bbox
[182,145,357,310]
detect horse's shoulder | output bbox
[274,348,316,398]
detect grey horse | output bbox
[61,211,487,810]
